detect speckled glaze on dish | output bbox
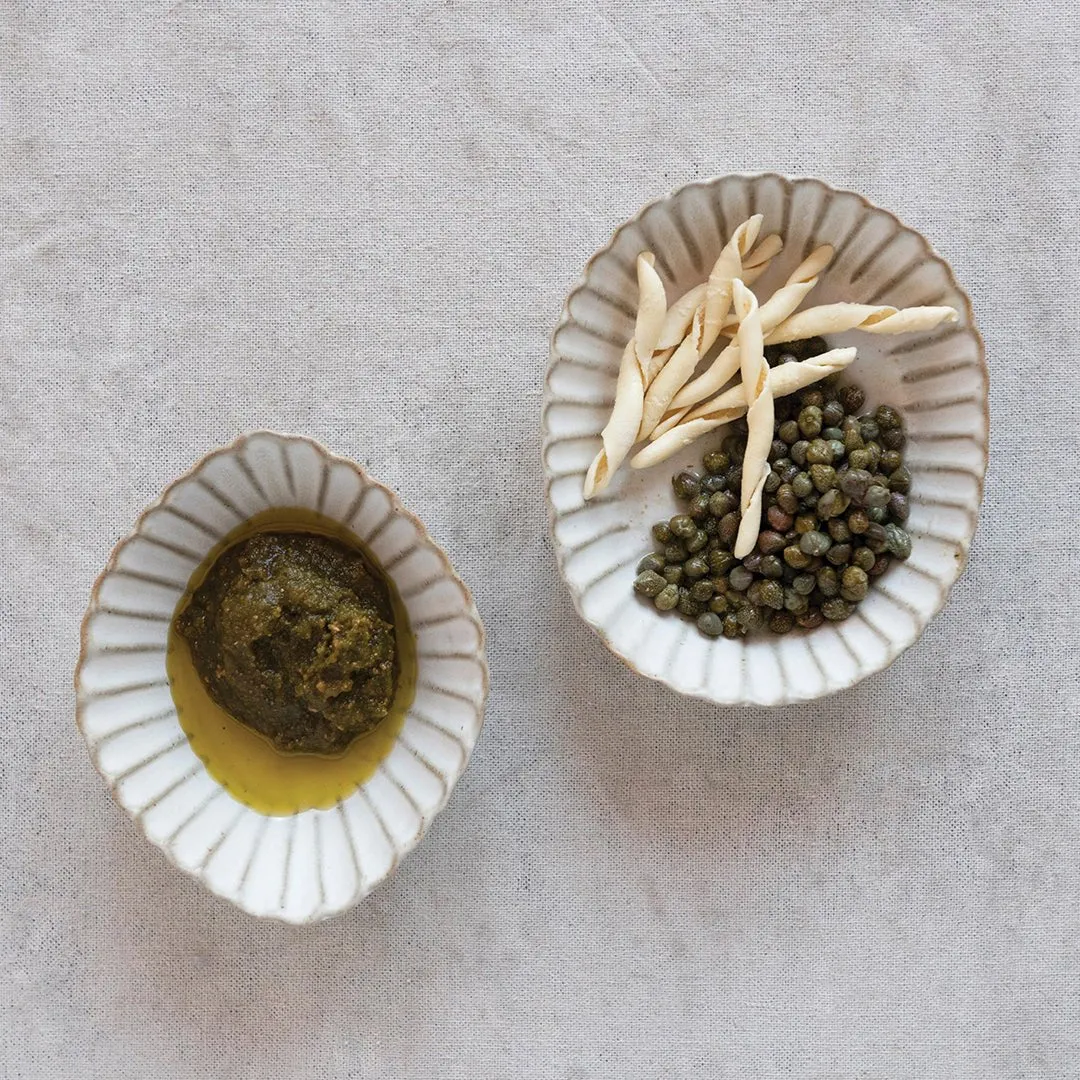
[76,432,488,923]
[543,174,987,706]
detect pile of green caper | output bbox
[632,345,913,639]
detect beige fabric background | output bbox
[2,2,1078,1077]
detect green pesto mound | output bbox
[177,532,398,754]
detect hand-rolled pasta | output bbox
[583,340,643,499]
[764,301,957,344]
[857,306,960,334]
[740,233,783,285]
[732,281,772,559]
[701,215,763,350]
[655,283,707,350]
[582,253,668,499]
[629,347,857,470]
[633,253,668,383]
[636,216,762,441]
[668,244,836,418]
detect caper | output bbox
[774,484,799,515]
[859,417,880,441]
[718,512,740,546]
[844,427,865,453]
[802,390,825,408]
[634,570,667,597]
[735,604,765,631]
[697,611,724,637]
[703,449,730,473]
[838,384,865,413]
[728,565,754,591]
[709,490,737,517]
[727,462,743,488]
[888,466,911,493]
[764,470,782,494]
[822,426,844,442]
[821,399,845,427]
[816,566,840,597]
[662,565,684,584]
[767,506,794,532]
[852,547,875,572]
[863,444,882,471]
[784,545,813,569]
[847,509,870,534]
[769,611,796,634]
[792,573,816,595]
[760,555,785,579]
[867,506,887,524]
[879,449,903,474]
[757,580,785,610]
[784,589,809,614]
[790,440,809,466]
[798,530,831,557]
[684,555,709,579]
[839,565,869,601]
[707,548,736,576]
[806,438,833,465]
[826,543,852,566]
[757,530,787,555]
[722,613,742,638]
[883,524,912,559]
[864,522,888,553]
[741,551,763,574]
[817,489,850,519]
[703,473,728,493]
[864,484,890,509]
[792,514,815,534]
[638,552,666,574]
[709,595,730,614]
[672,469,702,499]
[798,406,823,438]
[821,598,852,621]
[810,464,837,493]
[779,420,800,444]
[678,592,706,618]
[839,468,872,502]
[869,554,892,577]
[688,493,712,519]
[654,584,679,610]
[848,448,872,471]
[688,529,710,554]
[652,522,673,544]
[776,351,799,366]
[690,579,716,601]
[664,541,688,563]
[791,472,813,498]
[828,518,851,543]
[669,515,697,539]
[881,427,906,451]
[888,492,909,522]
[875,404,902,430]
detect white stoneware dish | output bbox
[543,174,987,705]
[76,432,488,922]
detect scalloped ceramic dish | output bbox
[543,175,987,705]
[76,432,488,922]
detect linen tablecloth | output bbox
[3,2,1078,1076]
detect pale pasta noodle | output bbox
[731,281,772,559]
[667,244,836,419]
[581,253,668,499]
[628,347,857,470]
[636,215,762,440]
[765,302,958,344]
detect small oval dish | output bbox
[76,432,488,922]
[543,174,987,705]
